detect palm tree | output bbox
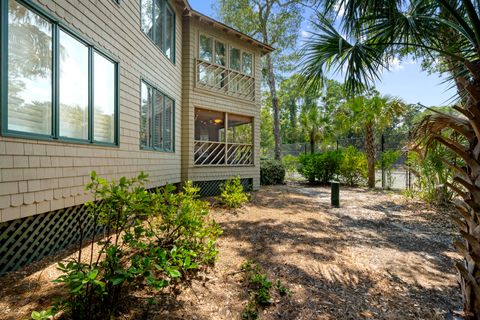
[301,1,480,318]
[339,94,404,188]
[299,95,324,154]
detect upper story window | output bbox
[140,81,175,152]
[141,0,175,62]
[199,34,254,76]
[197,34,255,101]
[4,0,118,145]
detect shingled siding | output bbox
[0,0,183,223]
[180,18,262,190]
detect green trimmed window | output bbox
[140,0,175,62]
[4,0,119,145]
[140,81,174,152]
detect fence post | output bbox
[381,134,385,189]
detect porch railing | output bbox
[196,59,255,101]
[194,140,253,166]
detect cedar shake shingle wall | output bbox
[181,18,262,189]
[0,0,183,222]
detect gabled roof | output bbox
[172,0,275,55]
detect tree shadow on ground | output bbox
[217,184,462,319]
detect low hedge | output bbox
[260,159,286,185]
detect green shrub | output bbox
[217,176,250,208]
[281,155,299,175]
[298,150,343,184]
[34,172,222,320]
[339,146,368,186]
[260,159,286,185]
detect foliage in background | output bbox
[217,177,250,209]
[338,146,368,186]
[298,150,343,184]
[260,99,275,157]
[34,172,221,319]
[260,159,286,185]
[335,93,405,188]
[281,155,299,176]
[299,0,480,314]
[277,76,344,153]
[407,145,455,204]
[378,150,402,189]
[241,261,291,320]
[216,0,305,160]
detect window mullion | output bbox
[162,1,166,53]
[0,0,7,134]
[52,24,59,138]
[149,87,154,149]
[88,48,94,143]
[162,92,166,151]
[151,0,155,47]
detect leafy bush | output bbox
[217,176,250,209]
[378,150,401,189]
[338,146,368,186]
[298,150,343,184]
[33,172,221,320]
[260,159,286,185]
[407,145,455,204]
[281,155,299,176]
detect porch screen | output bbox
[194,108,253,166]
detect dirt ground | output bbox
[0,183,462,320]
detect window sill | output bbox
[1,130,119,148]
[140,146,175,153]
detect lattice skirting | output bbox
[0,204,100,275]
[0,180,252,275]
[194,178,253,198]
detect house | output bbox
[0,0,273,274]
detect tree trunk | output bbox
[365,122,376,188]
[265,52,281,160]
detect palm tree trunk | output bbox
[413,81,480,319]
[365,122,376,188]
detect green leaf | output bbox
[168,269,181,278]
[87,269,99,280]
[111,277,125,286]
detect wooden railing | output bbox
[194,140,253,166]
[196,59,255,101]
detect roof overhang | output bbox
[172,0,275,55]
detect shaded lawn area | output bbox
[0,183,461,319]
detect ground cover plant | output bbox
[240,260,291,320]
[33,172,222,319]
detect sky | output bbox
[189,0,457,106]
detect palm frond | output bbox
[300,14,386,95]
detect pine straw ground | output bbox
[0,183,462,320]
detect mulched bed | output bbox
[0,183,462,319]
